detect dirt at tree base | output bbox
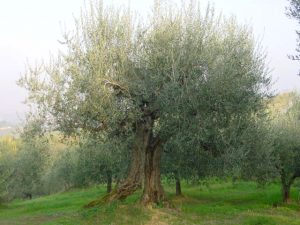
[146,209,169,225]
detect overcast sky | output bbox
[0,0,299,122]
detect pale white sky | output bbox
[0,0,299,122]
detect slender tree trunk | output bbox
[282,184,291,203]
[175,172,182,196]
[280,170,296,203]
[106,170,112,194]
[141,136,165,205]
[24,192,32,200]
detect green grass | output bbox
[0,181,300,225]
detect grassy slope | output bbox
[0,181,300,225]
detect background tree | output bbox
[162,138,210,196]
[0,136,19,201]
[43,144,77,193]
[4,119,49,199]
[40,131,129,194]
[72,135,129,193]
[271,93,300,203]
[239,119,276,186]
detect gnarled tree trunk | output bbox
[86,113,165,207]
[141,136,165,205]
[86,117,153,207]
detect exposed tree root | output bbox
[84,181,141,208]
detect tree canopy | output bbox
[19,0,271,205]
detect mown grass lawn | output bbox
[0,181,300,225]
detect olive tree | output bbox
[5,119,49,200]
[272,94,300,203]
[19,1,270,205]
[73,135,129,193]
[0,137,19,201]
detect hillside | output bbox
[0,121,17,137]
[0,181,300,225]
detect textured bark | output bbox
[85,113,166,208]
[175,172,182,196]
[85,117,153,207]
[141,136,165,205]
